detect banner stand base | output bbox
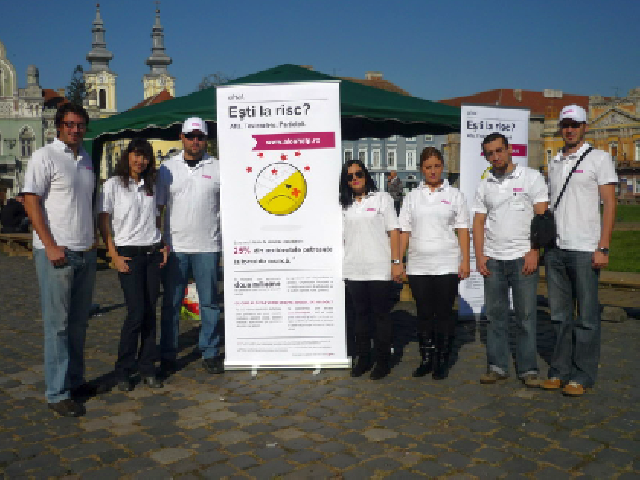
[225,360,350,372]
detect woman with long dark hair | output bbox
[399,147,470,380]
[98,139,168,391]
[340,159,403,380]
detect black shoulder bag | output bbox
[530,146,593,249]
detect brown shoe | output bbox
[48,399,85,417]
[541,377,563,390]
[562,381,586,397]
[521,373,543,388]
[480,370,508,384]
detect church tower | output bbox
[84,3,117,118]
[143,5,175,99]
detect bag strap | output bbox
[552,146,593,211]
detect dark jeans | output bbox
[408,274,459,337]
[544,248,601,387]
[115,247,162,379]
[345,280,394,357]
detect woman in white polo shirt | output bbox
[341,159,403,380]
[98,139,168,392]
[399,147,470,380]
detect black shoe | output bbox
[117,379,133,392]
[70,383,98,398]
[48,399,85,417]
[413,335,435,377]
[143,376,164,389]
[160,359,177,375]
[203,356,224,374]
[350,355,372,377]
[369,360,391,380]
[433,334,453,380]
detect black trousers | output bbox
[345,280,394,357]
[115,248,162,378]
[408,274,459,337]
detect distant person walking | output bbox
[387,170,403,215]
[542,105,617,397]
[22,103,98,417]
[0,193,30,233]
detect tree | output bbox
[66,65,88,106]
[197,72,233,91]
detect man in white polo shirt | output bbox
[473,133,549,387]
[22,103,97,417]
[542,105,617,397]
[157,117,224,375]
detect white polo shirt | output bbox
[156,152,221,253]
[343,191,399,281]
[399,180,470,275]
[99,177,162,247]
[22,139,95,251]
[549,143,617,252]
[472,165,548,261]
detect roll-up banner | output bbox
[458,105,530,316]
[216,81,348,369]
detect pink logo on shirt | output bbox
[202,175,212,179]
[513,188,523,192]
[441,200,451,205]
[575,170,584,173]
[84,166,93,170]
[366,208,376,211]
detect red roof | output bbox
[42,88,68,108]
[439,89,590,118]
[129,89,173,110]
[341,76,411,96]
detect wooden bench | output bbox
[0,233,33,259]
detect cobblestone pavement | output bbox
[1,254,639,479]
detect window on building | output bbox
[610,142,618,162]
[635,141,640,162]
[424,135,434,142]
[20,128,34,158]
[406,149,416,171]
[546,149,553,164]
[387,149,396,169]
[99,89,107,109]
[371,149,381,169]
[344,149,353,163]
[388,135,397,142]
[405,136,416,142]
[635,178,640,194]
[358,150,367,165]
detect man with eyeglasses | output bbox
[22,103,98,417]
[542,105,617,397]
[157,117,224,376]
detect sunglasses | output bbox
[560,122,584,129]
[62,121,87,130]
[184,133,206,141]
[347,171,365,181]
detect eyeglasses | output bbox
[62,121,87,130]
[560,122,584,129]
[347,171,365,181]
[184,133,206,141]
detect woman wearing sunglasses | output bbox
[98,139,168,392]
[399,147,470,380]
[340,159,403,380]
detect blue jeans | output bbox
[484,257,539,377]
[34,248,97,403]
[544,248,600,387]
[160,251,221,360]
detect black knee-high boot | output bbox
[412,333,435,377]
[433,334,453,380]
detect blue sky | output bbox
[2,0,639,112]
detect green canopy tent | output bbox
[84,63,460,162]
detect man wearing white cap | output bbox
[157,117,224,375]
[542,105,617,396]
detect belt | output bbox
[116,243,163,256]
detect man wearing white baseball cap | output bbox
[542,104,617,396]
[157,117,225,375]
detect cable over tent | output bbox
[84,63,461,164]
